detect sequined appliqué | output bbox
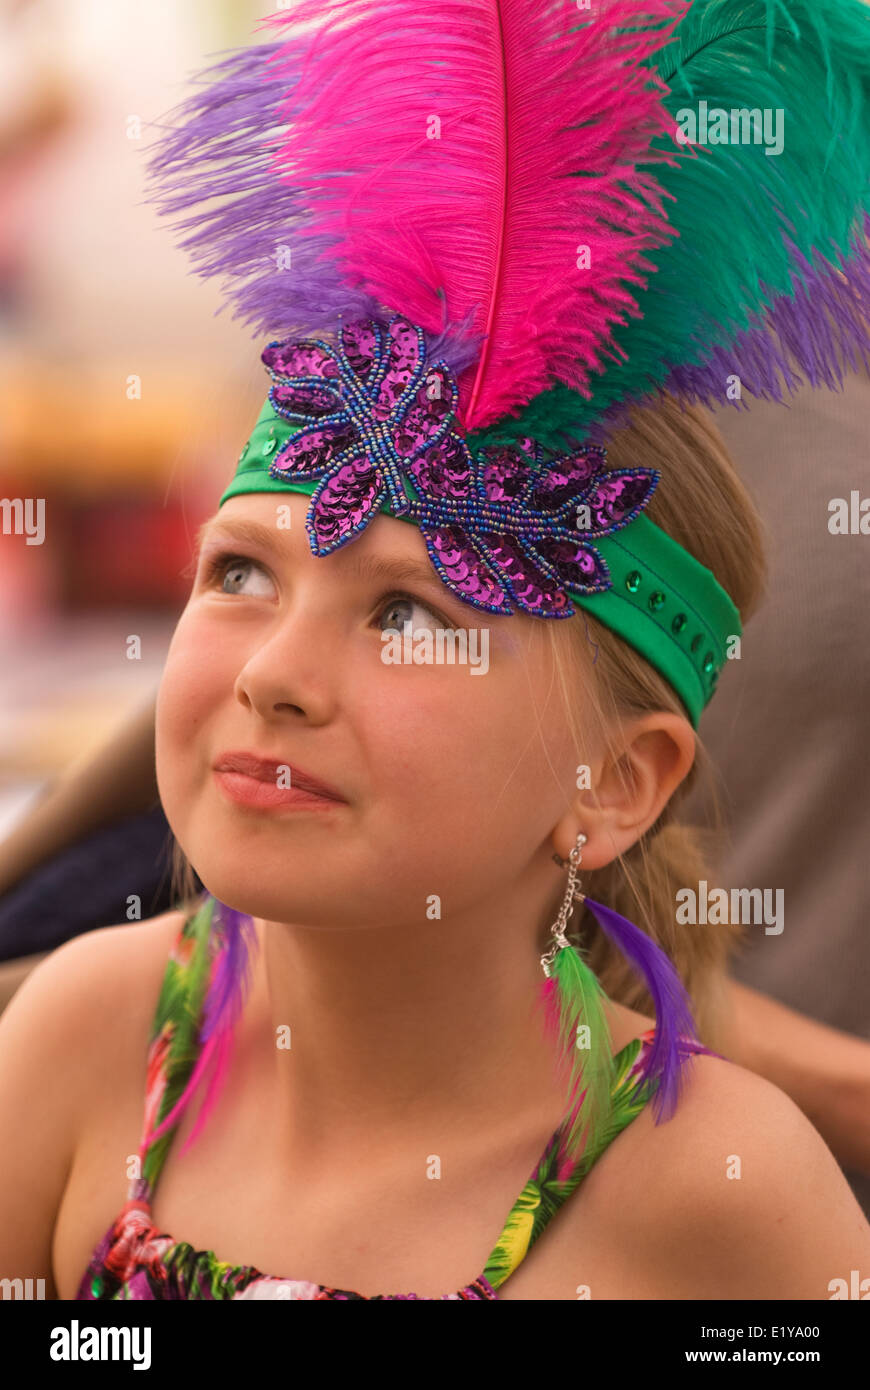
[261,313,659,618]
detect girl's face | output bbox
[156,491,584,927]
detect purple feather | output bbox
[142,42,373,337]
[587,216,870,442]
[665,222,870,407]
[582,895,700,1121]
[199,899,259,1045]
[141,39,482,376]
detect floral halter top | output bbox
[77,896,714,1301]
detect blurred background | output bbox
[0,0,269,840]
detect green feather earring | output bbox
[538,834,616,1162]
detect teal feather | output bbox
[469,0,870,452]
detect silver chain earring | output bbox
[540,831,587,978]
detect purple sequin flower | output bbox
[263,313,659,618]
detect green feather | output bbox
[142,896,215,1188]
[469,0,870,452]
[547,939,616,1163]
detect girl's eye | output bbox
[199,552,448,631]
[202,553,275,597]
[376,592,448,635]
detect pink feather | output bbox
[259,0,687,431]
[143,1024,241,1159]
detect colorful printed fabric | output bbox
[77,896,714,1301]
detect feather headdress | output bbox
[148,0,694,429]
[147,0,870,453]
[143,0,870,1161]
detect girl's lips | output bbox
[212,751,348,804]
[213,769,346,812]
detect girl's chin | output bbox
[180,867,331,926]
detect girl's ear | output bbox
[551,713,696,869]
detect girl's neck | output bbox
[239,881,575,1163]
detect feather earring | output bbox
[538,834,615,1164]
[540,830,702,1161]
[577,896,699,1121]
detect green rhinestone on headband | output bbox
[219,315,741,729]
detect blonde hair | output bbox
[171,394,768,1054]
[547,395,768,1051]
[171,838,201,914]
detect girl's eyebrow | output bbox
[194,517,282,558]
[194,516,450,593]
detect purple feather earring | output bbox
[543,831,702,1137]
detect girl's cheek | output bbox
[377,680,526,797]
[164,608,236,700]
[156,615,228,768]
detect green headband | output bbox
[219,398,741,730]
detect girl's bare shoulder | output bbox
[27,907,187,1010]
[588,1050,870,1297]
[1,910,188,1114]
[0,910,189,1295]
[2,908,187,1017]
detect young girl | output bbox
[3,389,869,1301]
[3,0,870,1302]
